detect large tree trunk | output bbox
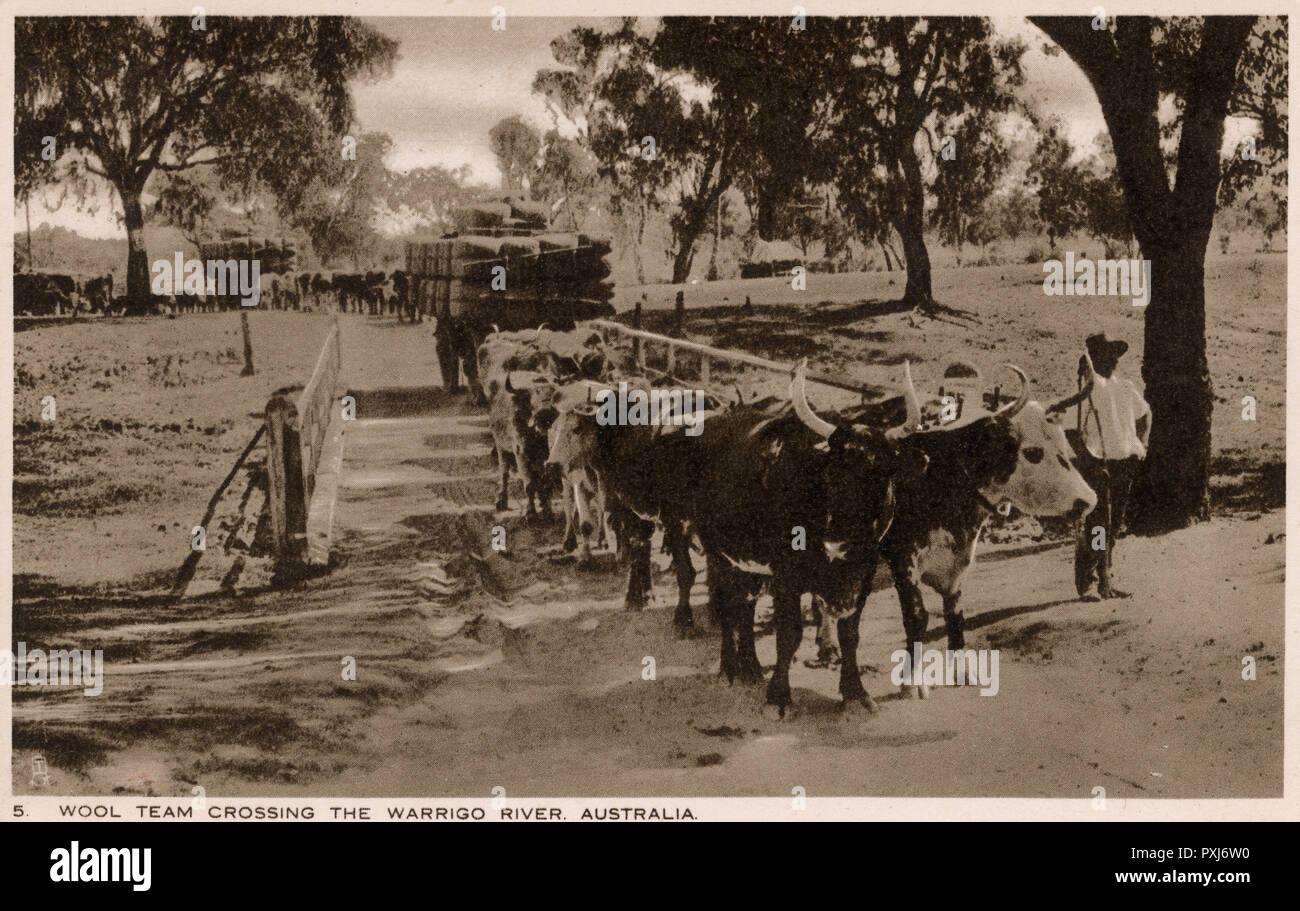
[122,186,151,312]
[25,197,33,270]
[670,240,696,285]
[755,188,779,242]
[1030,15,1254,533]
[1129,240,1213,531]
[633,218,647,286]
[895,148,933,306]
[707,194,722,281]
[671,196,716,285]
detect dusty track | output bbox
[11,265,1285,798]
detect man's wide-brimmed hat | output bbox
[1085,333,1129,365]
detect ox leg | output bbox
[516,451,538,519]
[890,560,931,699]
[941,591,965,651]
[578,477,603,560]
[836,601,877,714]
[568,473,598,565]
[538,468,556,522]
[622,517,653,611]
[707,554,739,683]
[806,595,842,669]
[764,578,803,718]
[559,476,579,555]
[735,586,764,684]
[595,476,611,551]
[666,523,696,637]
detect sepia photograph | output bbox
[5,5,1290,818]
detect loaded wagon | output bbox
[405,197,616,396]
[198,234,299,310]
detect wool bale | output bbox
[452,203,511,231]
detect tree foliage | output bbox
[828,17,1026,304]
[15,15,396,304]
[488,115,542,198]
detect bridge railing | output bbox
[587,318,876,400]
[265,316,341,565]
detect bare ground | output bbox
[10,254,1284,797]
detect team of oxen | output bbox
[479,325,1099,718]
[243,270,417,319]
[14,269,419,319]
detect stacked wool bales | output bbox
[196,238,297,308]
[200,238,297,275]
[405,198,615,332]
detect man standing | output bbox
[1048,333,1151,600]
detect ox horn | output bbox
[504,373,517,393]
[901,360,923,430]
[885,360,924,439]
[992,364,1030,420]
[790,359,837,439]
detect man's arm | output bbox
[1047,381,1093,415]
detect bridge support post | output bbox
[265,393,307,567]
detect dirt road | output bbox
[11,260,1284,798]
[12,358,1283,799]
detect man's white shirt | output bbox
[1082,374,1151,460]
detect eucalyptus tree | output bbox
[1030,15,1285,531]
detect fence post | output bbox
[673,290,684,338]
[265,393,306,566]
[240,311,255,376]
[700,353,710,387]
[633,296,644,369]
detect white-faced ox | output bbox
[539,379,613,565]
[479,328,626,519]
[542,376,715,635]
[487,371,560,519]
[815,363,1098,696]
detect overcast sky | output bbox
[21,17,1116,239]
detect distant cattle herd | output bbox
[12,268,418,320]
